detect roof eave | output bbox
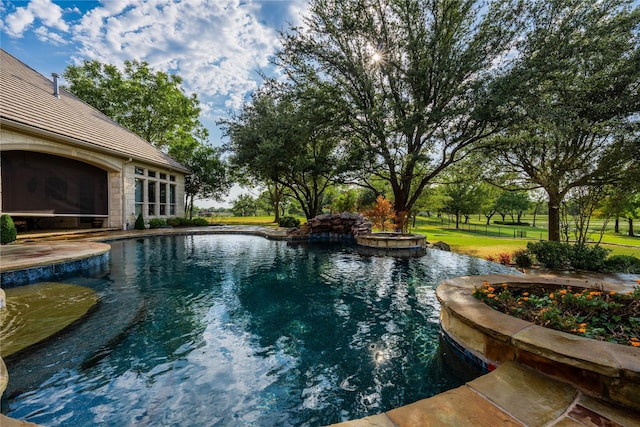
[0,117,191,174]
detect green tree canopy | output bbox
[169,143,230,219]
[276,0,525,230]
[64,59,207,149]
[222,82,351,219]
[232,194,258,217]
[487,0,640,241]
[494,191,531,224]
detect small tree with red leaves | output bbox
[363,195,397,231]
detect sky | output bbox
[0,0,310,207]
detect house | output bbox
[0,49,189,230]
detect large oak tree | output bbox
[223,82,350,219]
[487,0,640,241]
[276,0,524,230]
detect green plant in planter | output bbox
[1,214,17,244]
[134,213,145,230]
[473,280,640,346]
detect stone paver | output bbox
[513,325,620,376]
[385,385,522,427]
[0,241,110,272]
[0,414,41,427]
[467,362,577,427]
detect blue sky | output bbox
[0,0,308,144]
[1,0,309,206]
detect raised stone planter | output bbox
[356,232,426,250]
[436,274,640,411]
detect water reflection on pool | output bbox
[5,235,515,426]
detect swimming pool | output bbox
[4,234,515,426]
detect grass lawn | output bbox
[204,214,640,259]
[411,215,640,259]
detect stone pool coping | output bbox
[436,274,640,411]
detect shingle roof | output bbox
[0,49,189,173]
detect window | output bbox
[134,167,176,217]
[148,181,156,215]
[135,178,144,216]
[159,183,167,215]
[169,184,176,215]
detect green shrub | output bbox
[605,255,640,274]
[278,216,300,228]
[193,218,209,226]
[167,217,181,227]
[527,241,571,269]
[569,244,609,271]
[134,213,145,230]
[1,214,17,245]
[512,249,533,268]
[149,218,167,228]
[166,217,196,226]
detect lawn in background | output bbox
[204,214,640,259]
[411,215,639,258]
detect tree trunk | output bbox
[455,212,460,229]
[548,197,561,241]
[629,217,635,237]
[393,194,411,232]
[614,217,619,233]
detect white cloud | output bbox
[33,25,68,45]
[70,0,283,109]
[3,5,35,37]
[2,0,67,37]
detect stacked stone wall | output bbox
[287,213,372,242]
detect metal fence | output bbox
[417,217,546,240]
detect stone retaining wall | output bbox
[287,213,372,242]
[436,274,640,411]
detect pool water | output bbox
[4,235,515,426]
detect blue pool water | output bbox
[5,234,515,426]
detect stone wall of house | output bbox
[288,213,372,242]
[122,162,186,229]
